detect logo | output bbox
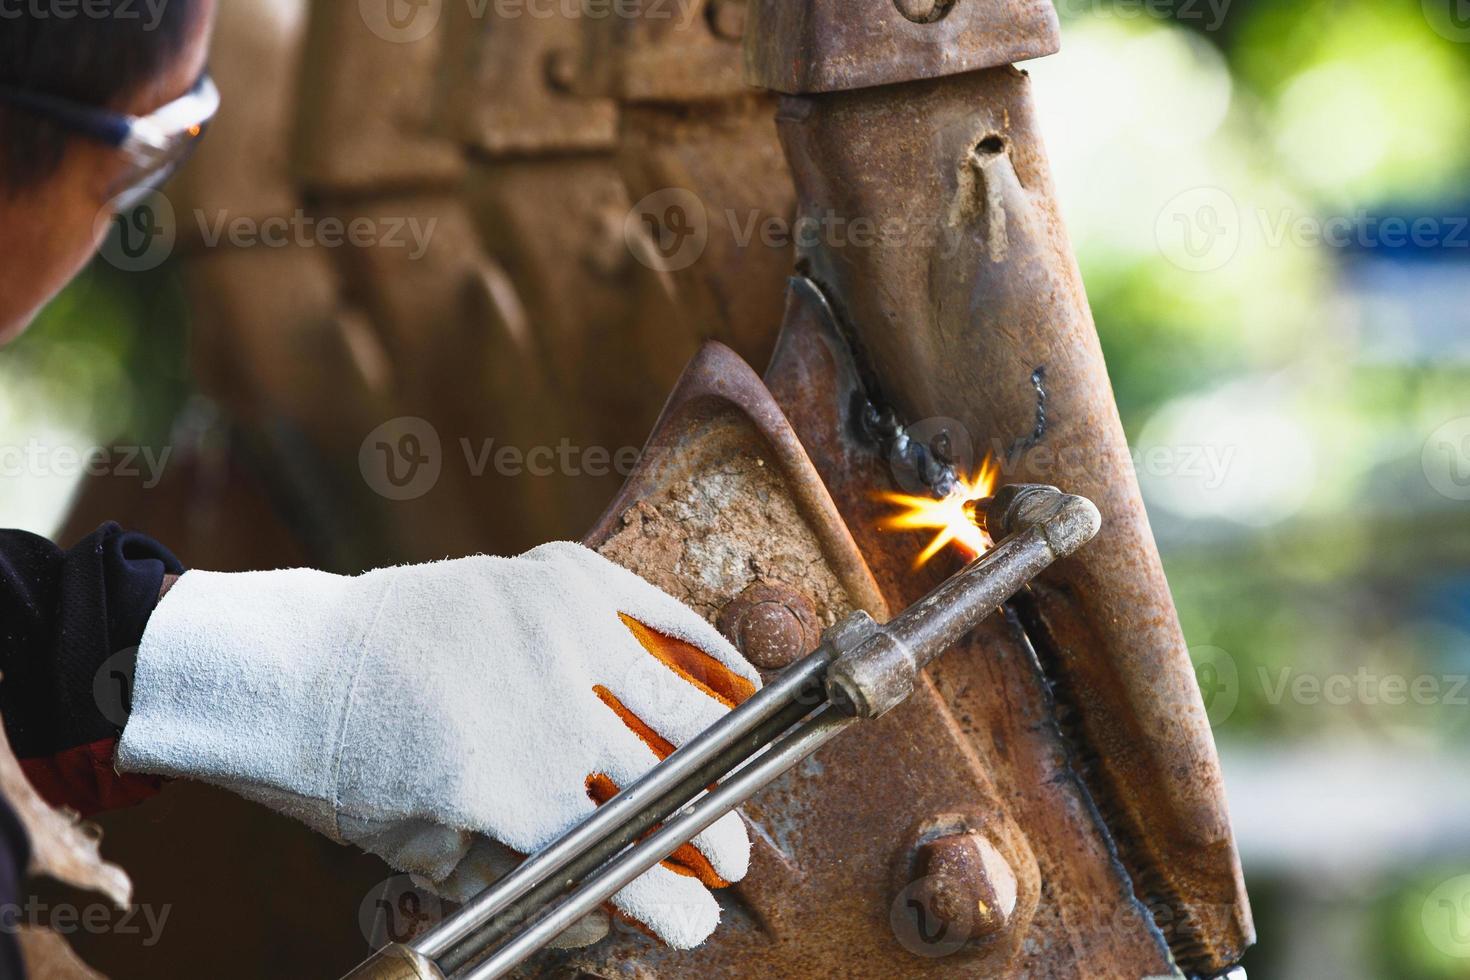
[1190,645,1239,727]
[1423,875,1470,958]
[890,876,973,958]
[360,417,443,501]
[359,0,443,43]
[1424,417,1470,501]
[358,876,446,948]
[1425,0,1470,42]
[1155,187,1240,273]
[625,188,709,272]
[93,647,140,728]
[96,190,176,272]
[887,416,975,496]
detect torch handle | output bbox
[345,486,1099,980]
[340,945,445,980]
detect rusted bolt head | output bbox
[909,832,1017,946]
[706,0,747,41]
[717,583,819,670]
[893,0,954,23]
[544,47,578,93]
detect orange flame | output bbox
[878,456,1000,569]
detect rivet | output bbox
[908,832,1017,946]
[706,0,747,40]
[893,0,954,24]
[544,48,578,93]
[717,583,819,670]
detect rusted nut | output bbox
[893,0,954,24]
[543,48,578,93]
[910,832,1017,944]
[706,0,747,41]
[717,583,819,670]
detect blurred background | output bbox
[2,0,1468,977]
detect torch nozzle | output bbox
[962,495,994,534]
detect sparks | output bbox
[878,456,1000,569]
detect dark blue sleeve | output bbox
[0,523,183,760]
[0,794,27,980]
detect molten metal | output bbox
[879,455,1000,567]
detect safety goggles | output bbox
[0,73,219,212]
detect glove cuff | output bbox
[115,565,397,839]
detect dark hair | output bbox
[0,1,202,190]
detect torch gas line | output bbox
[455,707,857,980]
[345,485,1100,980]
[413,640,843,963]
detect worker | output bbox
[0,4,760,974]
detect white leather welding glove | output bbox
[116,542,761,949]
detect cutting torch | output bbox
[341,483,1102,980]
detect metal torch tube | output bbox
[387,486,1099,978]
[413,645,835,963]
[824,487,1101,719]
[433,694,819,974]
[456,707,857,980]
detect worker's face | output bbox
[0,1,217,346]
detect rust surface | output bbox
[435,0,618,155]
[578,0,751,102]
[743,0,1060,95]
[548,343,1079,978]
[613,98,796,370]
[765,291,1180,978]
[771,62,1252,972]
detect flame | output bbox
[878,456,1000,569]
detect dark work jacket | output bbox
[0,523,183,978]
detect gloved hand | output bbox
[116,542,761,949]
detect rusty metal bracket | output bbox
[756,46,1254,978]
[743,0,1061,94]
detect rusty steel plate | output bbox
[743,0,1061,95]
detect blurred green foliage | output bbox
[3,261,191,445]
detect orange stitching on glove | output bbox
[592,685,675,759]
[617,613,756,708]
[583,772,731,888]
